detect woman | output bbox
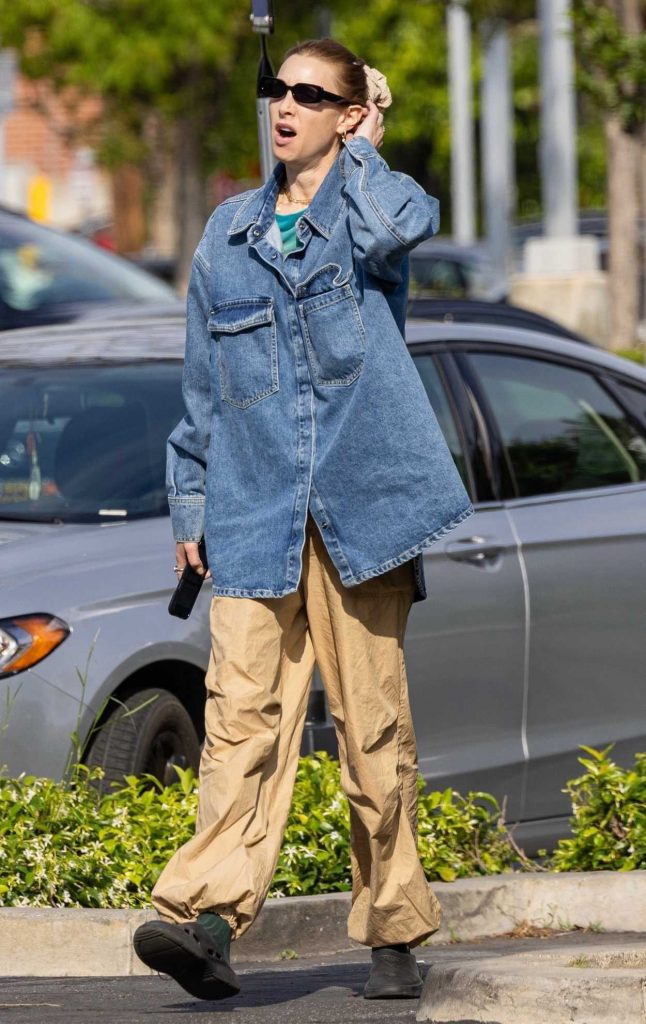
[134,37,474,1002]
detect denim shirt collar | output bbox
[227,147,351,242]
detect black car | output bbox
[406,298,591,345]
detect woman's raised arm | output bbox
[342,127,440,284]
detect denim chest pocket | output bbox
[298,284,365,386]
[208,297,278,409]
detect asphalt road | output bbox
[5,932,631,1023]
[0,952,423,1024]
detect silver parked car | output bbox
[1,316,645,852]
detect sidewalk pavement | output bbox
[1,871,644,977]
[417,931,646,1023]
[1,933,644,1024]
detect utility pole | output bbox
[481,20,515,286]
[447,1,476,245]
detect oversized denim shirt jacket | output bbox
[167,136,475,603]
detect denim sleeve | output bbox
[342,136,440,284]
[166,248,212,543]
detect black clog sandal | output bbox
[133,919,240,1001]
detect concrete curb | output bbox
[416,935,646,1023]
[1,870,644,977]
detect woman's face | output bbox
[270,55,365,168]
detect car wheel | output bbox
[85,687,201,791]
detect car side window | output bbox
[611,377,646,427]
[412,354,470,489]
[0,216,173,312]
[409,257,469,298]
[467,352,646,498]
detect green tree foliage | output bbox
[337,1,607,222]
[572,0,646,134]
[333,0,450,191]
[467,0,536,25]
[0,0,611,235]
[0,0,250,165]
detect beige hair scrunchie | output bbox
[363,65,392,112]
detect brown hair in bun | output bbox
[282,37,370,108]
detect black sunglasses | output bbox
[258,75,352,106]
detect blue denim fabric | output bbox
[167,136,475,602]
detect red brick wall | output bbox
[5,76,101,178]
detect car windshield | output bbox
[0,214,175,312]
[0,363,185,522]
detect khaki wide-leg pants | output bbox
[152,512,441,948]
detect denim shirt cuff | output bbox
[168,496,205,543]
[343,136,379,161]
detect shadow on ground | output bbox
[1,960,423,1024]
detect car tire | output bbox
[85,688,201,791]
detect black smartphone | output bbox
[168,539,209,619]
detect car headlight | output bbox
[0,615,71,677]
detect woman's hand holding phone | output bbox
[168,539,210,619]
[175,540,211,580]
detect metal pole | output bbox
[447,1,476,244]
[256,97,276,182]
[481,20,515,283]
[250,7,277,183]
[255,33,276,183]
[538,0,578,237]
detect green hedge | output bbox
[0,747,643,909]
[551,745,646,872]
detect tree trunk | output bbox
[144,114,177,261]
[640,126,646,354]
[174,114,207,295]
[605,0,643,350]
[606,115,640,349]
[111,164,146,255]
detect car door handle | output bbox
[444,535,504,564]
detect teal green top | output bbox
[275,207,309,254]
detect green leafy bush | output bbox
[270,758,518,895]
[550,745,646,872]
[0,765,197,908]
[0,753,517,908]
[417,786,517,882]
[1,747,643,908]
[270,754,351,896]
